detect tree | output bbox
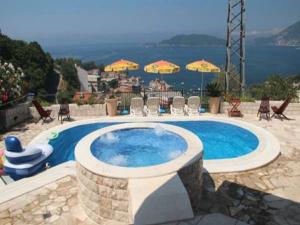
[0,34,54,97]
[57,59,80,92]
[0,62,24,107]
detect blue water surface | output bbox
[90,128,187,167]
[48,121,259,167]
[47,45,300,89]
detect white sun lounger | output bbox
[130,97,144,116]
[171,96,185,116]
[186,96,200,115]
[146,97,160,116]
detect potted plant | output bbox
[105,94,118,116]
[206,82,222,114]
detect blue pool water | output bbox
[91,128,187,167]
[47,121,259,167]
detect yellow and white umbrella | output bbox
[104,59,139,72]
[144,60,180,82]
[186,59,220,99]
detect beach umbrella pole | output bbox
[201,72,204,101]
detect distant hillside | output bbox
[255,20,300,46]
[145,34,226,47]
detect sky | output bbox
[0,0,300,46]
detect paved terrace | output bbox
[0,114,300,225]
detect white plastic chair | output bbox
[186,96,200,115]
[146,97,160,116]
[171,96,185,116]
[130,97,144,116]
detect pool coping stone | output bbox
[29,115,281,173]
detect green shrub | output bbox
[206,82,222,97]
[248,75,298,100]
[240,95,255,102]
[87,95,95,105]
[56,90,73,104]
[76,99,84,106]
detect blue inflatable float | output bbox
[4,136,53,179]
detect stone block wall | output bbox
[29,103,107,120]
[0,176,78,225]
[178,158,203,212]
[0,103,31,132]
[76,163,132,225]
[77,157,203,225]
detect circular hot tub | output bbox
[75,122,203,224]
[90,126,188,168]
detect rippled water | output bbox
[90,127,187,167]
[48,120,259,167]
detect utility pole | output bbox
[225,0,246,94]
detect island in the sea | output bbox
[255,20,300,47]
[145,34,226,48]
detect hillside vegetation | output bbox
[0,34,55,96]
[255,20,300,46]
[0,34,81,102]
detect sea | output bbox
[45,44,300,90]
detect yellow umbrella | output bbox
[186,59,220,99]
[144,60,180,82]
[104,59,139,72]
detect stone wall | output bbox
[29,103,107,120]
[77,158,203,225]
[221,101,300,115]
[178,158,203,212]
[0,176,78,225]
[76,163,132,225]
[0,102,31,132]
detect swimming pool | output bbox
[47,120,259,168]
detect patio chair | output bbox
[58,100,70,123]
[271,96,292,120]
[257,96,270,120]
[32,100,53,123]
[171,96,185,116]
[186,96,200,116]
[130,97,144,116]
[146,97,160,116]
[228,98,243,117]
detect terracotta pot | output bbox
[106,98,118,116]
[209,97,221,114]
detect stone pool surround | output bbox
[30,116,281,173]
[1,115,299,225]
[75,123,203,224]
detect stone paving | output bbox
[0,176,79,225]
[0,114,300,225]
